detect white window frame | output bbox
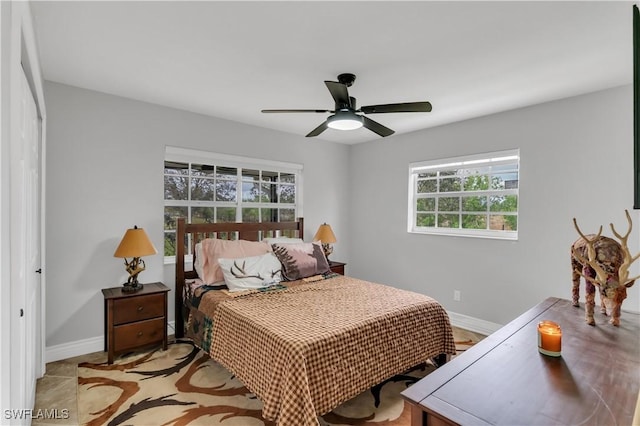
[164,146,304,264]
[408,149,519,240]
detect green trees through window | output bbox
[410,150,519,240]
[164,149,301,258]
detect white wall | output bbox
[44,81,639,356]
[347,85,639,326]
[44,81,350,350]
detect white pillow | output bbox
[197,238,271,284]
[217,252,283,292]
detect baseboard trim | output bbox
[447,310,503,336]
[45,315,497,363]
[45,335,103,363]
[45,321,176,363]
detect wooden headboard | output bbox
[174,217,304,338]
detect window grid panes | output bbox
[409,149,519,240]
[164,158,300,258]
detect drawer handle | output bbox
[137,331,143,337]
[137,306,144,312]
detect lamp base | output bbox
[322,243,333,259]
[122,282,143,293]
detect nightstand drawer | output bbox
[113,317,165,352]
[113,293,165,324]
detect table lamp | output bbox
[113,225,157,293]
[313,223,337,259]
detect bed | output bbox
[174,217,456,426]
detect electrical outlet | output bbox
[453,290,461,301]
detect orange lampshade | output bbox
[313,223,337,244]
[113,226,157,258]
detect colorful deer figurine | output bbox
[571,210,639,326]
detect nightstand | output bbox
[328,260,346,275]
[102,282,170,364]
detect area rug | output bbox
[78,338,476,426]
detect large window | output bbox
[164,147,302,260]
[408,149,519,240]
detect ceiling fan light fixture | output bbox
[262,73,430,137]
[327,111,363,131]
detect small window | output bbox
[408,149,519,240]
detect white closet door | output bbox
[10,65,41,419]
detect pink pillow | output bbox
[199,239,271,284]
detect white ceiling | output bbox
[30,1,633,144]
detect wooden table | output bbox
[402,297,640,425]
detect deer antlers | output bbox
[229,260,281,282]
[573,210,640,287]
[231,260,264,280]
[572,219,608,286]
[610,210,640,286]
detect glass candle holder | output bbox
[538,320,562,357]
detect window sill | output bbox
[409,227,518,241]
[164,255,193,265]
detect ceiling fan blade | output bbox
[363,116,395,137]
[306,121,329,137]
[324,81,351,107]
[262,109,332,113]
[360,101,432,114]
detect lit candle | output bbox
[538,320,562,357]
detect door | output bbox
[23,64,41,411]
[10,64,41,418]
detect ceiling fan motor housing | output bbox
[337,73,356,87]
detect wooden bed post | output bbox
[298,217,304,241]
[175,217,186,338]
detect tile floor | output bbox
[32,327,485,426]
[32,350,107,426]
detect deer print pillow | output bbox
[217,252,283,292]
[271,241,330,280]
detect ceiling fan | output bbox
[261,73,432,138]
